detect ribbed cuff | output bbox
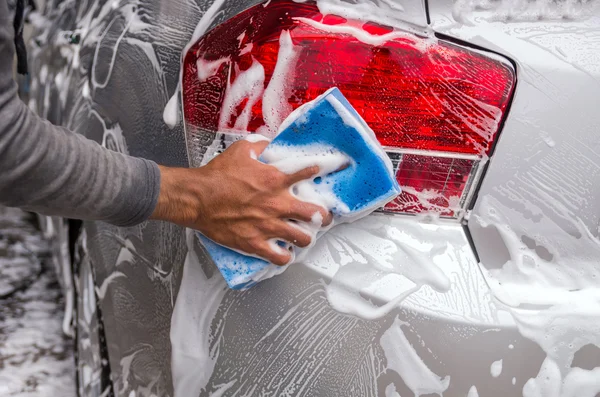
[111,159,161,227]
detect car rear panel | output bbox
[29,0,600,396]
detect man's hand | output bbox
[150,139,331,266]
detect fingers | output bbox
[334,161,351,173]
[285,161,349,185]
[266,220,313,248]
[284,198,333,227]
[314,152,351,176]
[254,241,292,267]
[287,165,320,185]
[247,139,270,156]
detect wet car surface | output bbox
[27,0,600,396]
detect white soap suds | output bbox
[522,357,561,397]
[304,216,455,320]
[311,212,324,227]
[467,385,479,397]
[196,56,230,82]
[39,65,48,85]
[385,383,401,397]
[244,133,270,143]
[94,271,126,300]
[540,130,557,148]
[326,273,418,320]
[490,359,503,377]
[163,91,180,129]
[268,239,290,257]
[295,16,427,49]
[265,145,349,176]
[475,193,600,395]
[562,367,600,397]
[210,380,237,397]
[476,194,600,300]
[82,80,91,99]
[27,11,48,29]
[54,71,65,90]
[248,260,288,285]
[381,317,450,396]
[452,0,598,24]
[101,123,127,154]
[122,37,162,74]
[513,377,517,385]
[398,186,463,216]
[165,0,228,130]
[185,0,228,55]
[91,16,132,90]
[170,230,227,397]
[218,59,265,133]
[28,98,36,112]
[256,30,300,138]
[303,0,429,33]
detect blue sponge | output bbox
[197,88,401,289]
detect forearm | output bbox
[0,104,161,226]
[0,2,160,226]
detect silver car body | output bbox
[30,0,600,396]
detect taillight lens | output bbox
[182,0,515,218]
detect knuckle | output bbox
[260,220,275,234]
[227,140,245,152]
[297,233,312,248]
[266,198,283,215]
[270,169,286,186]
[261,249,280,265]
[278,198,295,216]
[274,253,291,267]
[248,238,264,252]
[259,168,282,188]
[292,201,311,220]
[269,256,283,266]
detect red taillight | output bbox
[182,0,515,218]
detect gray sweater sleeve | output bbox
[0,1,161,227]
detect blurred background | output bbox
[1,0,76,395]
[0,207,75,397]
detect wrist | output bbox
[150,165,174,221]
[151,166,204,226]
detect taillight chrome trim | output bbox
[380,148,485,220]
[383,147,482,161]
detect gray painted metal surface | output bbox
[29,0,600,396]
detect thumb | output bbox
[244,134,271,155]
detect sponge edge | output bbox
[198,88,401,290]
[196,234,282,289]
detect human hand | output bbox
[151,139,332,266]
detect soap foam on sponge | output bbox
[197,88,401,289]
